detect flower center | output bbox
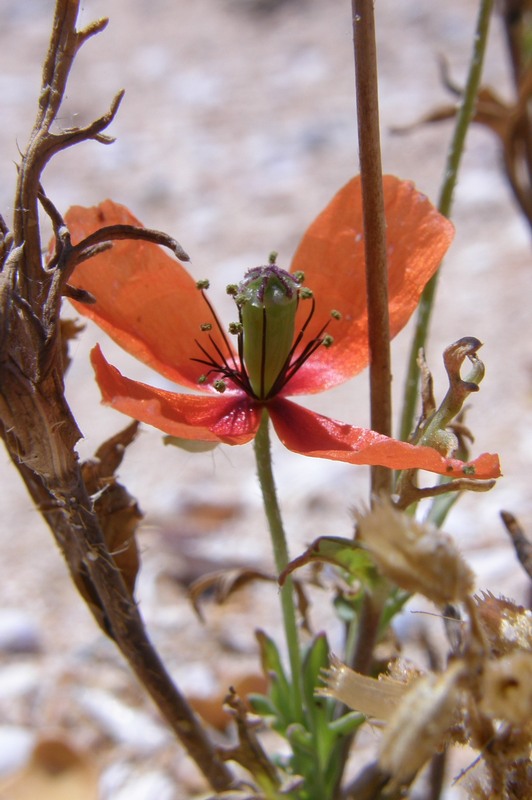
[238,262,301,398]
[192,258,339,401]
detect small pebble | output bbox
[0,725,35,776]
[0,663,41,700]
[0,609,41,654]
[102,768,176,800]
[75,688,170,752]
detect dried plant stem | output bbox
[352,0,393,500]
[399,0,494,444]
[348,0,389,677]
[0,0,234,791]
[6,451,234,791]
[334,7,392,795]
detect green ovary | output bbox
[240,268,300,399]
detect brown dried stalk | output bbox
[352,0,392,500]
[0,1,233,792]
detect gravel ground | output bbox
[0,1,530,798]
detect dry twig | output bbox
[0,1,233,791]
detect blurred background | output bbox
[0,1,530,797]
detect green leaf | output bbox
[287,722,313,753]
[248,693,278,719]
[280,536,379,586]
[302,633,330,711]
[328,711,365,736]
[255,630,292,728]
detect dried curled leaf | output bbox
[189,568,275,620]
[190,567,311,631]
[78,422,142,624]
[60,318,85,373]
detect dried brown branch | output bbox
[352,0,392,499]
[0,0,233,791]
[500,510,532,581]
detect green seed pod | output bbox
[238,265,301,399]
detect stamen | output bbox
[266,298,336,398]
[199,289,239,371]
[196,279,210,290]
[192,266,341,403]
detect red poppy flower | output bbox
[64,176,500,479]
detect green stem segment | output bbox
[253,410,304,722]
[399,0,494,444]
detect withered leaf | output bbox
[78,422,142,626]
[60,318,85,373]
[279,536,378,588]
[219,687,283,792]
[189,567,311,631]
[84,419,139,481]
[189,568,275,620]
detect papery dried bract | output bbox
[475,592,532,657]
[355,498,475,605]
[378,661,465,791]
[318,655,409,721]
[479,651,532,727]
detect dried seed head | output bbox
[379,661,465,791]
[479,651,532,727]
[355,499,475,605]
[475,591,532,657]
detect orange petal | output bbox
[287,175,454,395]
[91,346,261,445]
[65,200,235,390]
[269,398,501,479]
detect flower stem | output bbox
[399,0,494,444]
[352,0,393,499]
[253,410,304,722]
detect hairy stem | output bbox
[399,0,494,444]
[253,410,304,723]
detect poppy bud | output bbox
[238,265,301,399]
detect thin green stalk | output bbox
[399,0,494,444]
[253,409,304,723]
